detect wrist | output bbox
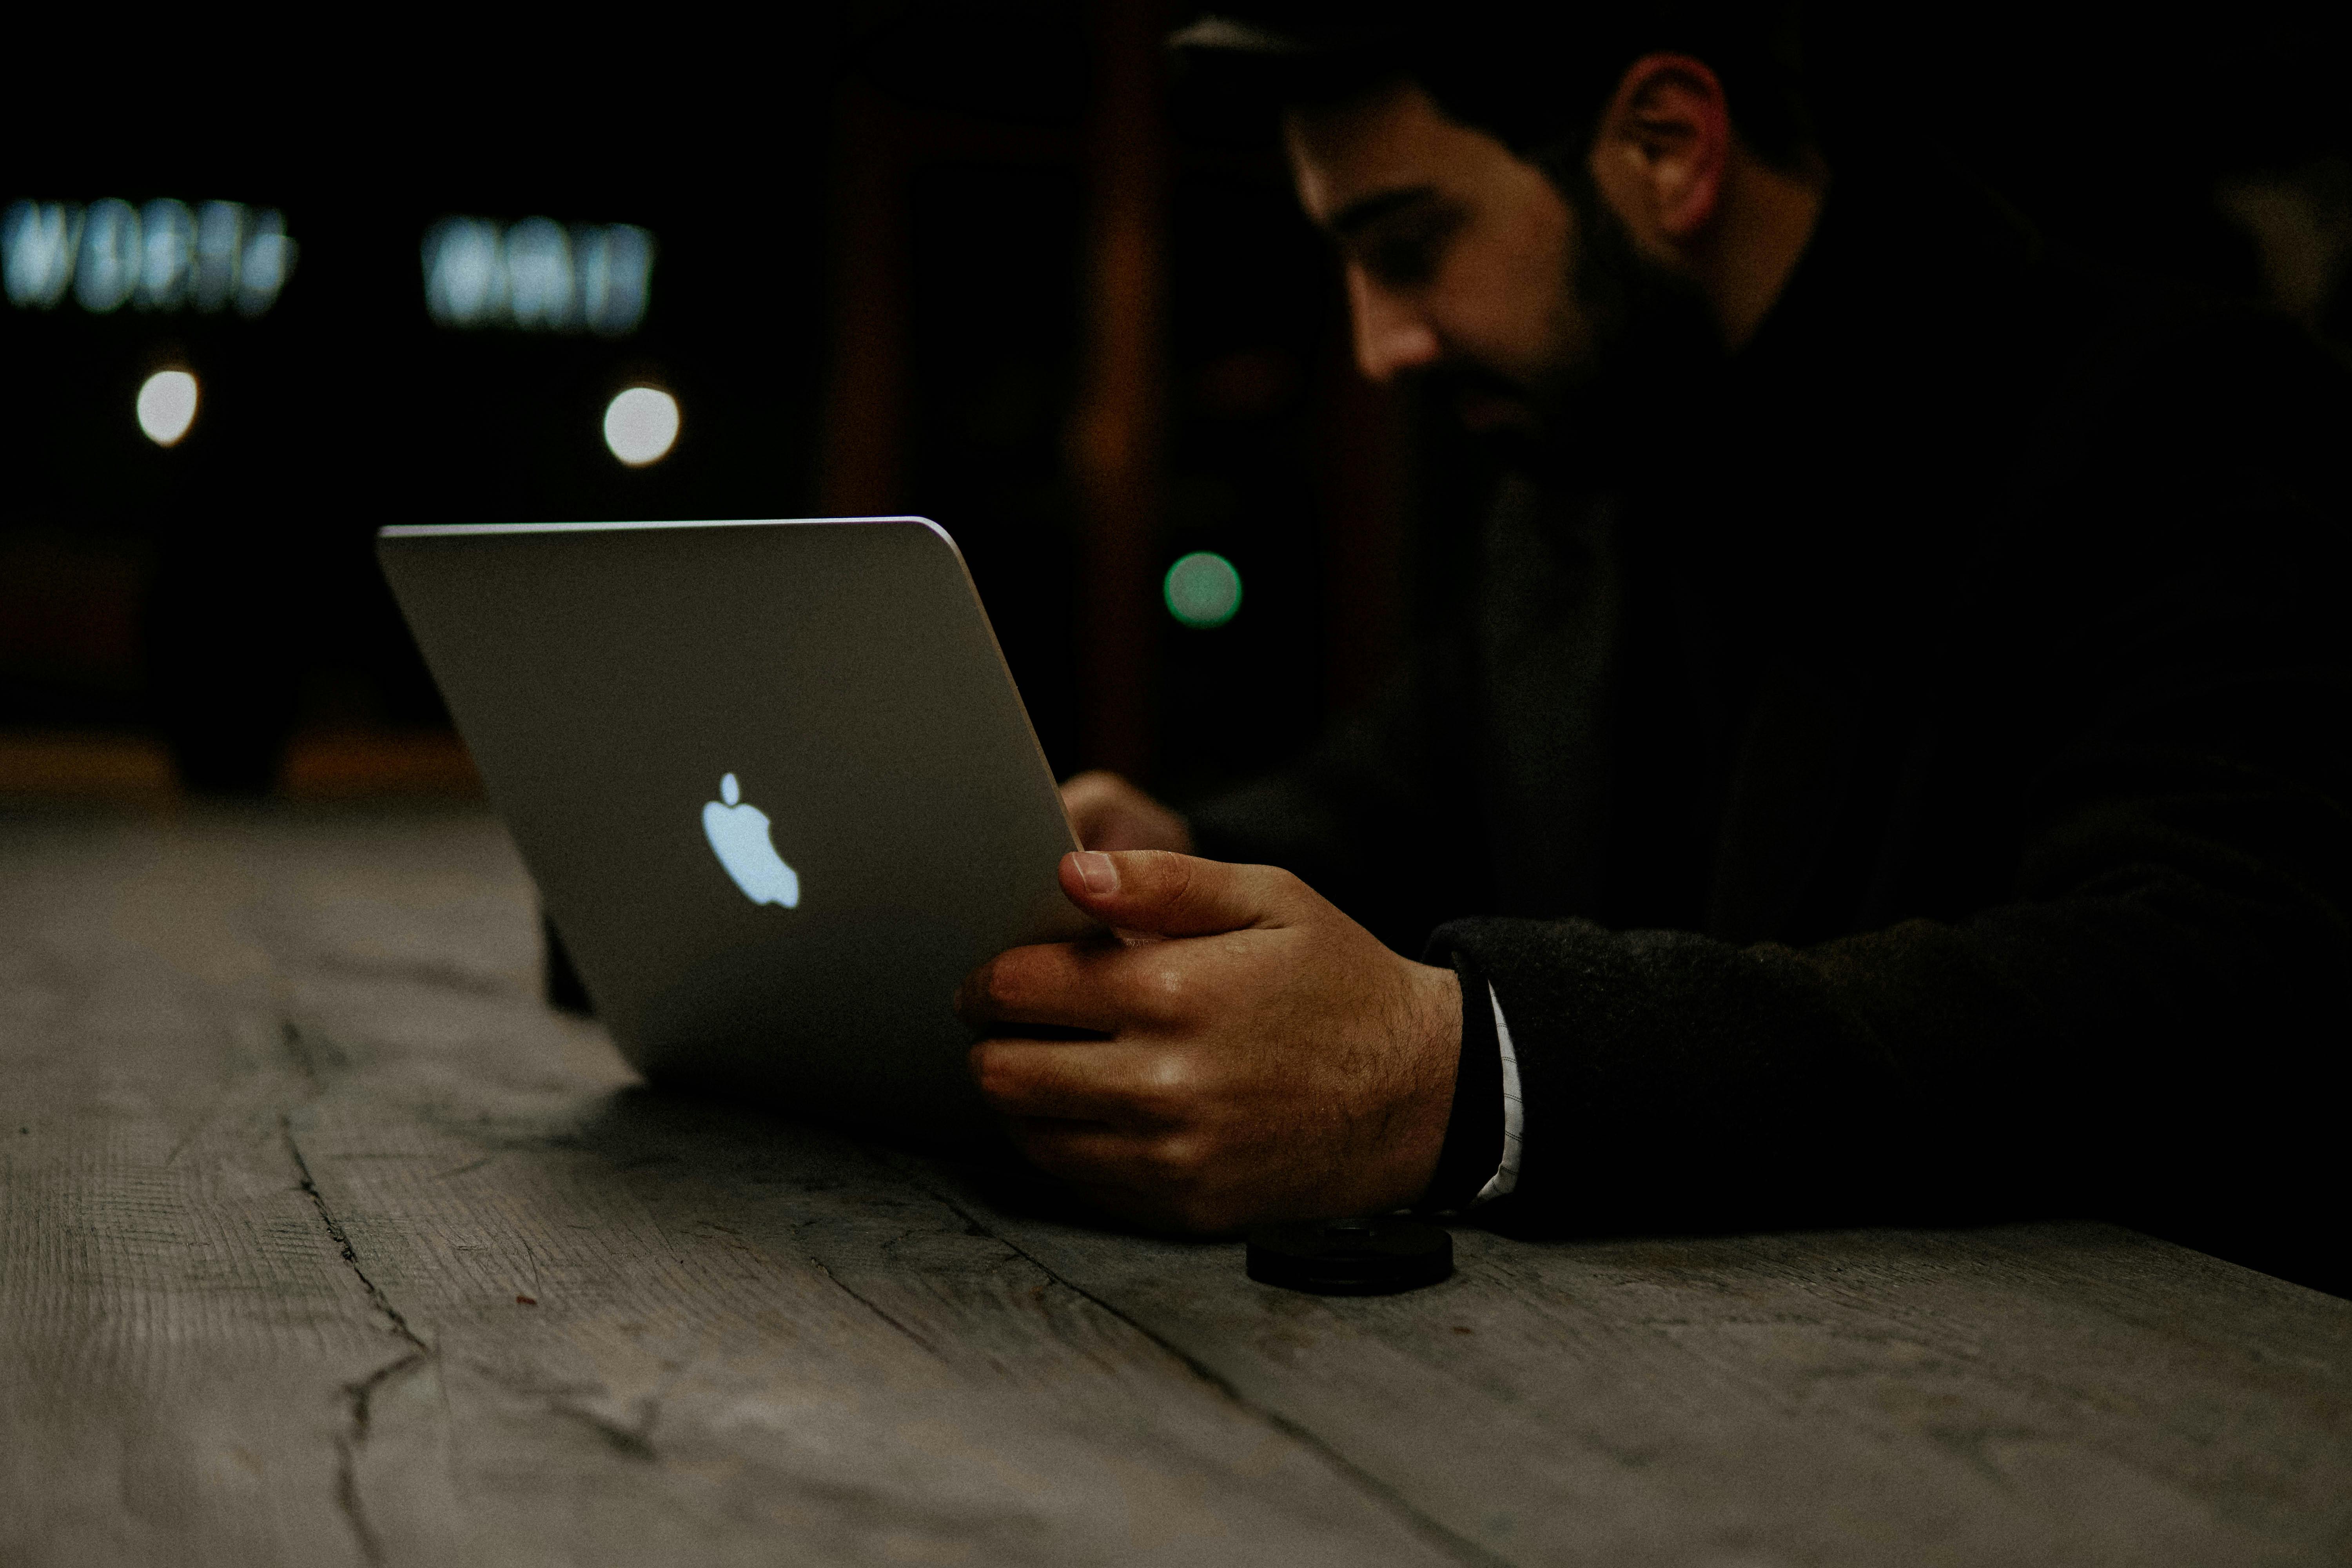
[1371,959,1463,1210]
[1412,952,1506,1214]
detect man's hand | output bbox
[1061,771,1194,853]
[957,849,1462,1233]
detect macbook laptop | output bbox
[377,516,1093,1148]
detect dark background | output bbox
[2,2,2345,806]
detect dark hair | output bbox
[1170,2,1813,170]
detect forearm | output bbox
[1425,873,2348,1238]
[1189,641,1493,954]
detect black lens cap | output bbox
[1245,1216,1454,1296]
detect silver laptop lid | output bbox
[377,516,1089,1147]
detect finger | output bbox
[968,1037,1190,1125]
[1060,771,1192,853]
[1058,850,1314,938]
[958,935,1210,1033]
[955,942,1128,1033]
[1058,770,1123,847]
[1001,1120,1229,1234]
[1002,1116,1198,1188]
[1059,770,1125,811]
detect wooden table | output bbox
[5,807,2348,1567]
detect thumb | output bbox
[1060,850,1308,938]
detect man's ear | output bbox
[1586,53,1732,254]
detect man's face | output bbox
[1285,79,1713,451]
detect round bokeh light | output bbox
[1163,551,1243,629]
[136,369,199,446]
[603,386,680,466]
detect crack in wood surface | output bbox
[280,1072,436,1568]
[281,1020,325,1093]
[804,1250,943,1356]
[463,1357,666,1464]
[551,1401,661,1463]
[910,1178,1514,1568]
[279,1114,428,1349]
[332,1354,429,1568]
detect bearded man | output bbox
[953,4,2352,1296]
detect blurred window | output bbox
[422,216,655,335]
[1,198,294,316]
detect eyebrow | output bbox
[1325,184,1445,241]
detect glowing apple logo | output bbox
[702,773,800,908]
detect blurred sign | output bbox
[423,218,655,336]
[3,200,295,316]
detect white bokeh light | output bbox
[136,369,199,446]
[603,386,679,466]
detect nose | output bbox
[1347,268,1443,385]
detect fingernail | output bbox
[1073,851,1118,896]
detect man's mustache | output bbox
[1411,358,1539,410]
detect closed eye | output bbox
[1357,205,1465,290]
[1328,187,1466,292]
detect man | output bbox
[954,4,2352,1294]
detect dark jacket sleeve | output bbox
[1190,476,1615,955]
[1426,714,2350,1254]
[1430,313,2352,1293]
[1188,625,1497,956]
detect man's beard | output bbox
[1423,165,1724,487]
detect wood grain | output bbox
[1,809,1452,1567]
[958,1203,2352,1566]
[4,807,2348,1566]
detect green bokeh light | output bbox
[1163,551,1243,629]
